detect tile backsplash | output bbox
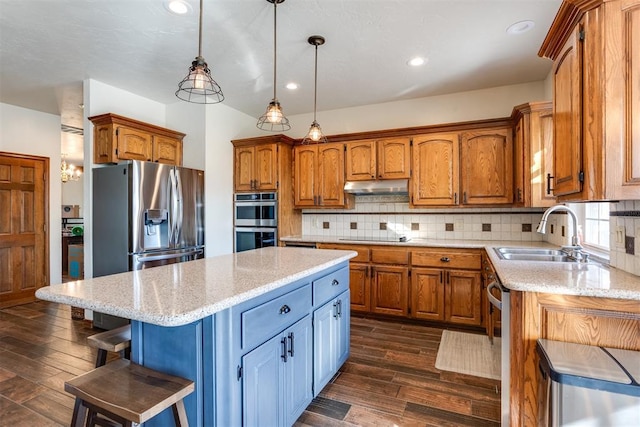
[301,196,640,277]
[302,195,545,242]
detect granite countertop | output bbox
[36,247,356,327]
[281,235,640,301]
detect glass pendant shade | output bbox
[301,35,327,144]
[176,0,224,104]
[303,120,327,144]
[257,0,290,131]
[257,99,290,131]
[176,56,224,103]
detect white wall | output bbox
[61,178,84,212]
[285,81,549,137]
[203,104,255,256]
[0,103,63,284]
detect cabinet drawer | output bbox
[371,247,409,265]
[318,244,370,263]
[241,284,311,350]
[313,267,349,306]
[411,249,481,269]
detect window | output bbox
[571,202,610,250]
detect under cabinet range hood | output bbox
[343,179,409,195]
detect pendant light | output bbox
[301,35,327,144]
[176,0,224,104]
[257,0,290,131]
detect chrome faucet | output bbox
[537,204,589,262]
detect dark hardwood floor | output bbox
[0,302,500,426]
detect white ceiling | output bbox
[0,0,562,163]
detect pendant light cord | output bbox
[198,0,203,57]
[313,43,318,122]
[272,1,277,100]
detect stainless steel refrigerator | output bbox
[92,161,204,329]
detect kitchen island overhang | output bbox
[36,247,357,427]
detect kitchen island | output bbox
[36,247,357,427]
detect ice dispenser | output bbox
[143,209,169,249]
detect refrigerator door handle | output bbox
[134,248,204,263]
[168,168,180,246]
[175,168,184,244]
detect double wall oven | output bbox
[234,192,278,252]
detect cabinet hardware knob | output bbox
[332,279,339,286]
[440,257,450,262]
[279,305,291,315]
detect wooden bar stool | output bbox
[65,359,194,427]
[87,324,131,367]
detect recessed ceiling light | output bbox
[164,0,191,15]
[407,57,427,67]
[285,82,299,90]
[506,20,535,35]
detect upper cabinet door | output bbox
[460,127,513,205]
[153,136,182,165]
[345,141,376,181]
[317,143,346,207]
[411,133,459,206]
[117,126,153,162]
[552,25,583,197]
[377,137,411,179]
[255,143,278,191]
[234,146,256,192]
[293,145,318,207]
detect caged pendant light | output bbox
[176,0,224,104]
[257,0,290,131]
[301,35,327,144]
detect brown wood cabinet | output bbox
[89,113,184,165]
[411,126,513,207]
[234,143,278,191]
[539,0,640,201]
[460,127,513,205]
[231,135,301,240]
[411,133,459,206]
[512,102,555,207]
[370,247,410,317]
[318,243,484,326]
[345,137,411,181]
[293,143,352,208]
[509,291,640,426]
[411,248,483,326]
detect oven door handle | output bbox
[487,281,503,311]
[234,227,278,233]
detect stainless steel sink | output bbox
[494,247,576,262]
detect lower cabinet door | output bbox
[242,334,281,427]
[283,316,313,427]
[336,291,350,368]
[243,316,312,427]
[313,298,337,394]
[313,290,351,395]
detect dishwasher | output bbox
[537,339,640,426]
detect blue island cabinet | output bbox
[130,261,350,427]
